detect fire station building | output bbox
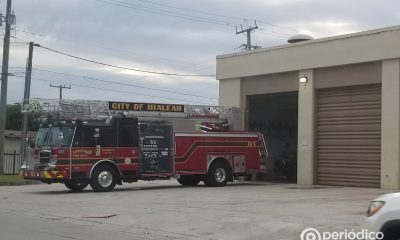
[216,25,400,190]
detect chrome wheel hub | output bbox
[98,171,113,187]
[214,168,226,183]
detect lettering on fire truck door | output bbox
[138,123,173,174]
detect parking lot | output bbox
[0,180,390,240]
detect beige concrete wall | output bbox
[314,61,382,89]
[4,138,20,153]
[219,78,244,130]
[219,78,241,108]
[297,69,315,185]
[241,72,298,96]
[241,72,298,131]
[217,26,400,80]
[381,58,400,190]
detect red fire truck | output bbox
[20,99,268,192]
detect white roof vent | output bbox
[287,34,314,43]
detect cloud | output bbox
[293,20,360,38]
[1,0,398,106]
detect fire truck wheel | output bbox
[177,176,200,186]
[90,165,117,192]
[204,162,230,187]
[64,181,89,192]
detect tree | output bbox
[5,103,38,131]
[6,104,22,130]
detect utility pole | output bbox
[50,84,71,100]
[236,21,260,51]
[20,42,35,167]
[0,0,14,174]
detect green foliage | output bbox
[5,103,39,131]
[5,104,22,130]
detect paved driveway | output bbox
[0,181,390,240]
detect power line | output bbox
[50,83,71,100]
[16,29,212,69]
[95,0,238,27]
[4,66,218,100]
[236,23,260,51]
[135,0,243,21]
[135,0,303,34]
[95,0,307,40]
[258,28,293,37]
[12,75,216,105]
[36,45,216,77]
[31,67,218,100]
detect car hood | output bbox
[373,192,400,201]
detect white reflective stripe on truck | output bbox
[174,133,259,138]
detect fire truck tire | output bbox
[177,176,200,186]
[64,181,89,192]
[90,165,117,192]
[204,162,230,187]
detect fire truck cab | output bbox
[20,99,268,192]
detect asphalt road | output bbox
[0,180,390,240]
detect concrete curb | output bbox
[0,180,41,186]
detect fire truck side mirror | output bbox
[94,128,100,139]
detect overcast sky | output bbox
[1,0,399,105]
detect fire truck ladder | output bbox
[21,98,239,123]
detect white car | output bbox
[366,192,400,240]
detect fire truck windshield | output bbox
[36,126,75,147]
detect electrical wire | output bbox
[258,28,293,37]
[110,0,309,36]
[31,68,218,100]
[95,0,301,40]
[95,0,238,27]
[135,0,303,34]
[36,45,216,77]
[11,75,217,105]
[4,66,218,100]
[16,29,212,69]
[135,0,243,21]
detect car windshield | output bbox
[35,126,75,147]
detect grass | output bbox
[0,174,23,183]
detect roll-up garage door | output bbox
[317,84,381,188]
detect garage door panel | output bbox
[317,131,380,137]
[317,134,380,140]
[318,177,380,188]
[318,167,380,176]
[318,101,381,111]
[318,124,381,132]
[318,95,381,105]
[318,153,380,161]
[318,140,381,147]
[318,162,380,169]
[317,84,381,187]
[318,109,381,119]
[318,118,380,126]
